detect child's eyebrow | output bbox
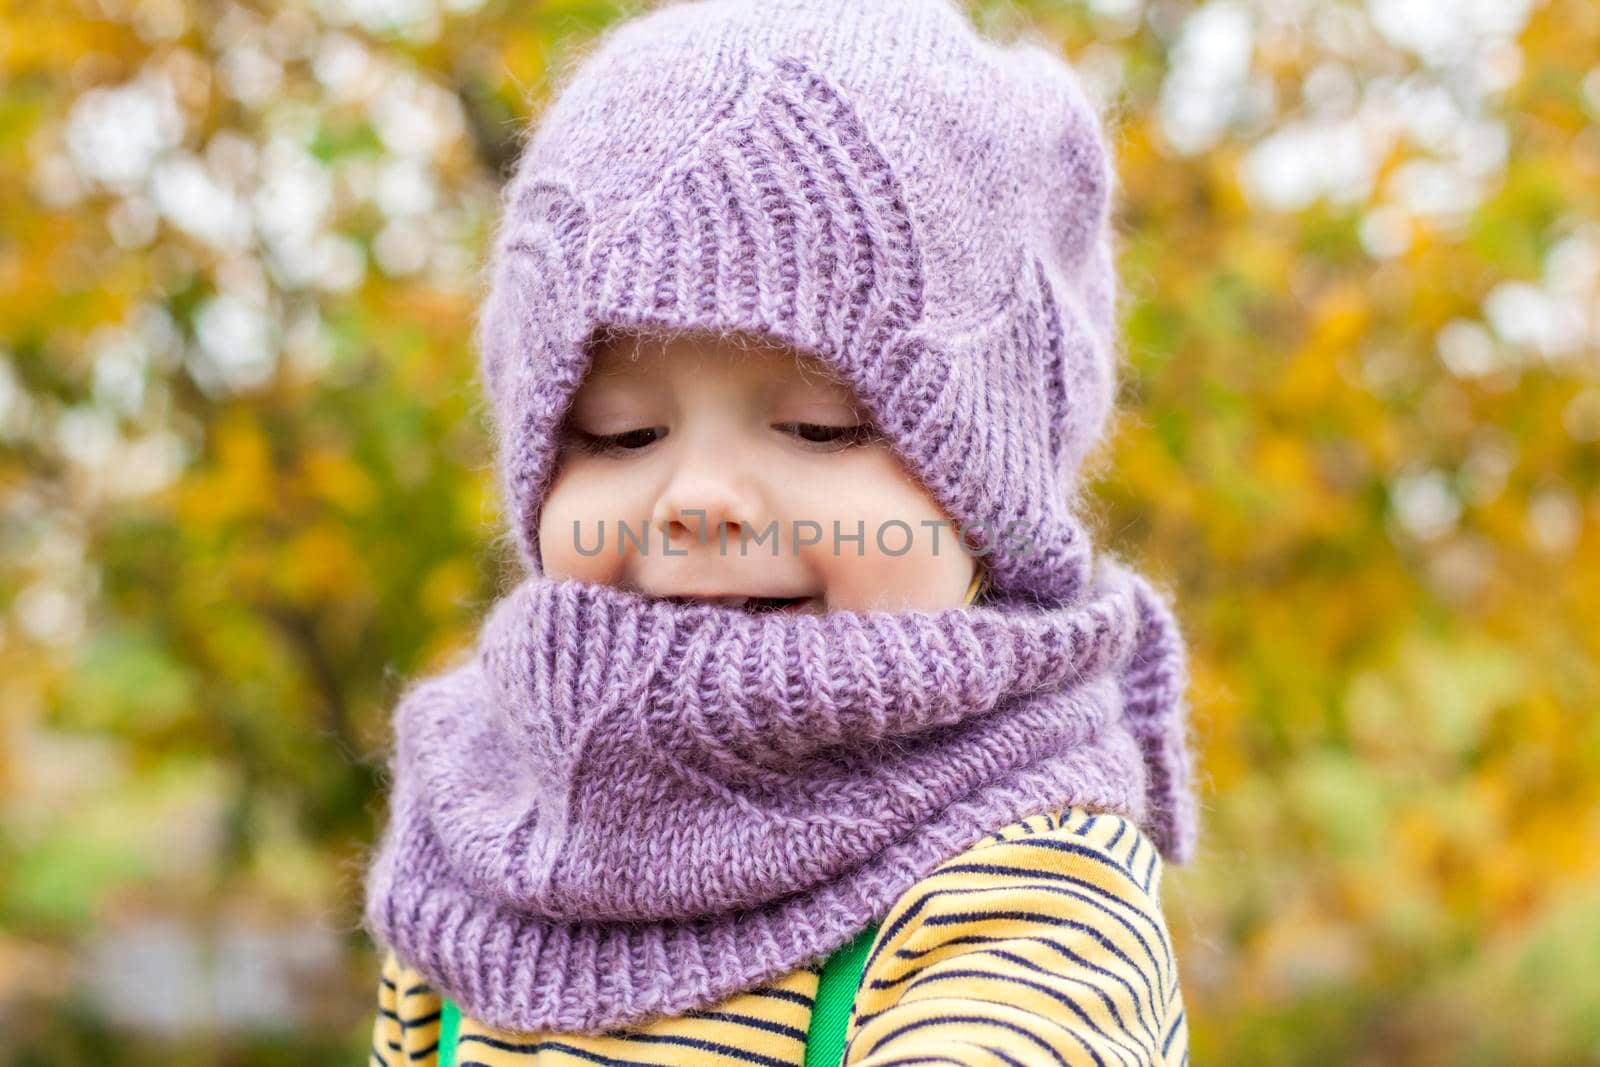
[760,379,864,417]
[584,356,645,380]
[579,354,664,394]
[789,354,850,386]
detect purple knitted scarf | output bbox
[362,551,1195,1035]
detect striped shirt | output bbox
[371,805,1188,1066]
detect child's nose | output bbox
[649,458,763,547]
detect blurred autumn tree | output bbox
[1,0,1597,1064]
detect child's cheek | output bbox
[537,464,627,585]
[796,462,976,612]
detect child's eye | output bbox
[563,422,879,456]
[780,422,880,450]
[568,427,666,455]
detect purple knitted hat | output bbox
[474,0,1122,607]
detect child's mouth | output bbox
[666,594,818,615]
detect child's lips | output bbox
[665,593,823,614]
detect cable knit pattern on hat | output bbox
[475,0,1121,606]
[364,0,1201,1040]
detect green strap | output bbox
[435,923,879,1067]
[437,994,460,1067]
[804,922,880,1067]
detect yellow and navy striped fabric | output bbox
[371,805,1188,1066]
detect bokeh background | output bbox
[3,0,1597,1063]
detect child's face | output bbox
[538,329,977,614]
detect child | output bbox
[364,1,1200,1064]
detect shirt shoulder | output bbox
[370,949,444,1067]
[962,805,1171,896]
[844,805,1189,1066]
